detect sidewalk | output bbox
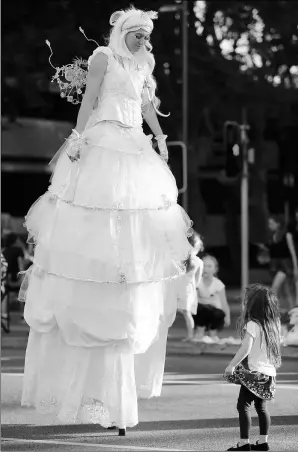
[2,293,298,359]
[2,290,242,349]
[168,305,298,359]
[167,331,298,359]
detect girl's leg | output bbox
[181,310,194,340]
[192,326,205,341]
[254,397,270,443]
[209,308,225,341]
[209,329,219,342]
[1,294,8,317]
[1,294,9,332]
[236,386,254,444]
[209,329,218,337]
[284,277,295,310]
[271,271,286,296]
[192,304,207,341]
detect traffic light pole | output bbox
[181,0,188,212]
[240,108,249,295]
[159,1,188,212]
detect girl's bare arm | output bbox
[225,332,254,372]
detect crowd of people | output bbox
[175,208,298,347]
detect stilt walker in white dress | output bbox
[19,7,193,434]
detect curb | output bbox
[2,337,28,349]
[166,340,298,359]
[2,332,298,360]
[1,330,29,349]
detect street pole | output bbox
[159,1,188,211]
[181,0,188,212]
[240,108,249,295]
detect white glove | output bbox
[155,134,168,162]
[66,129,84,162]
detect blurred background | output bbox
[2,0,298,286]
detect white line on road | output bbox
[3,372,298,377]
[2,437,191,452]
[276,385,298,390]
[2,373,298,389]
[1,373,24,376]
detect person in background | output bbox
[192,255,230,344]
[2,232,25,289]
[2,233,25,321]
[288,208,298,304]
[267,215,298,309]
[23,243,34,271]
[17,241,35,320]
[1,252,9,332]
[177,232,203,341]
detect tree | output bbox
[2,1,298,261]
[186,1,298,271]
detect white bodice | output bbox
[87,46,149,129]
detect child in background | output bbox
[224,284,281,451]
[1,253,9,332]
[177,232,203,341]
[192,255,230,343]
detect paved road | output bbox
[2,353,298,451]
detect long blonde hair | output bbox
[107,6,165,115]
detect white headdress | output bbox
[108,8,158,62]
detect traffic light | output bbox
[224,123,241,178]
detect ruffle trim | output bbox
[47,189,175,212]
[22,396,136,427]
[21,262,187,286]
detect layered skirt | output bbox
[20,120,193,427]
[223,361,276,400]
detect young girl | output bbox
[192,255,230,343]
[177,232,203,341]
[224,283,281,451]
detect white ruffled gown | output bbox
[20,46,192,428]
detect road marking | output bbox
[2,437,191,452]
[165,381,298,389]
[165,373,298,380]
[2,373,298,389]
[1,373,24,377]
[3,372,298,377]
[276,385,298,390]
[1,357,25,361]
